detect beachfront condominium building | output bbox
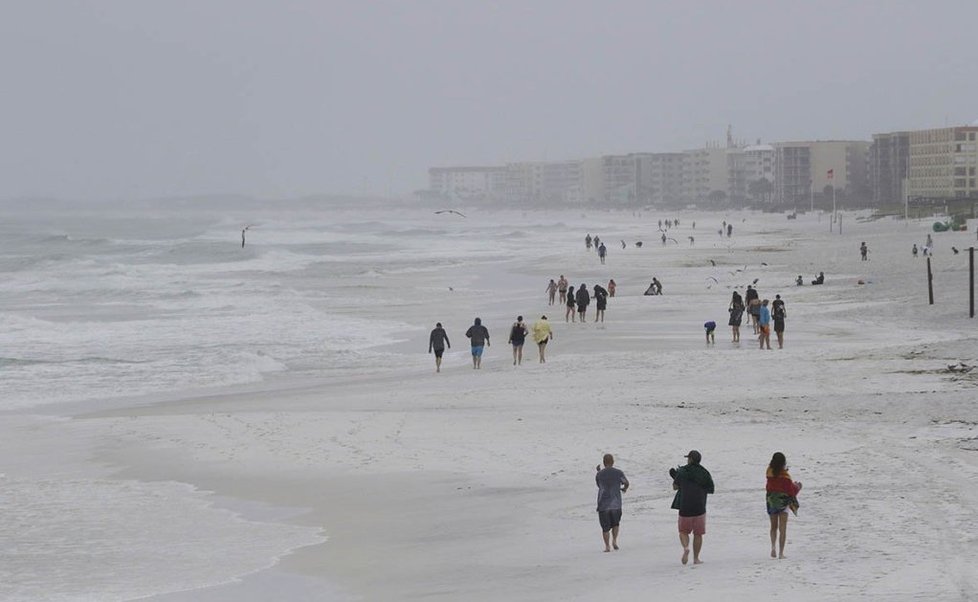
[635,153,684,206]
[681,145,729,206]
[870,131,910,205]
[601,154,638,204]
[743,144,775,201]
[905,124,978,200]
[774,140,871,205]
[499,160,591,205]
[594,152,685,205]
[428,166,508,201]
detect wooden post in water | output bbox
[970,247,975,318]
[927,256,934,305]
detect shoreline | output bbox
[8,208,978,600]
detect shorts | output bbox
[511,341,524,348]
[773,318,785,333]
[598,509,622,532]
[705,327,715,334]
[471,345,484,357]
[433,348,444,358]
[759,325,770,335]
[677,513,706,535]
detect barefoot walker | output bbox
[670,450,715,566]
[766,452,802,559]
[596,454,629,552]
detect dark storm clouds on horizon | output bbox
[2,0,976,200]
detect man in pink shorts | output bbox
[670,450,715,565]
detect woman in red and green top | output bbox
[766,452,802,559]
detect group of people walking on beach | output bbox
[548,274,616,323]
[723,287,786,349]
[596,450,802,564]
[428,315,555,371]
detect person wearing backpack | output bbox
[771,294,786,349]
[508,316,528,366]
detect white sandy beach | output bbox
[2,204,977,601]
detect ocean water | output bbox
[0,198,532,599]
[0,200,506,411]
[1,199,666,599]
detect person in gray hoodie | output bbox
[428,322,451,372]
[464,317,490,369]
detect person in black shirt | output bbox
[771,295,786,349]
[508,316,528,366]
[575,284,590,323]
[428,322,451,373]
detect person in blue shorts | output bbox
[465,317,490,369]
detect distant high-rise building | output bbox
[428,166,507,201]
[869,132,910,205]
[906,125,978,200]
[635,153,684,206]
[743,144,775,201]
[681,146,729,205]
[601,155,638,204]
[774,141,871,205]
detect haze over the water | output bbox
[2,0,976,200]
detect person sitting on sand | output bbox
[811,272,824,285]
[596,453,630,553]
[766,452,802,559]
[795,275,804,286]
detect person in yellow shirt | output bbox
[531,315,554,363]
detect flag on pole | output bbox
[827,169,834,179]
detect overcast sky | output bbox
[2,1,976,200]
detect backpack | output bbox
[510,323,526,342]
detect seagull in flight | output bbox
[434,209,466,218]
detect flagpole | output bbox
[833,184,837,233]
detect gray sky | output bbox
[2,1,976,200]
